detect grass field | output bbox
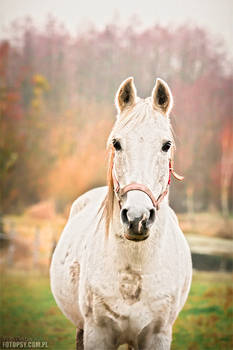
[0,269,232,350]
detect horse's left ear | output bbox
[152,78,173,115]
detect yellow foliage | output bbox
[31,99,40,110]
[31,74,50,111]
[33,74,50,91]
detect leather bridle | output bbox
[112,147,184,210]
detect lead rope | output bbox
[169,147,184,182]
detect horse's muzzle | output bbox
[120,207,155,241]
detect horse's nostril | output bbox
[121,207,156,233]
[121,208,129,225]
[149,208,156,224]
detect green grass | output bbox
[0,270,232,350]
[172,273,233,350]
[0,270,75,350]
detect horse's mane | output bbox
[98,145,115,238]
[98,107,138,238]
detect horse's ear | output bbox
[115,77,137,114]
[152,78,173,115]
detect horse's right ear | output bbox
[152,78,173,115]
[115,77,137,114]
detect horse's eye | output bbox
[162,141,171,152]
[112,138,122,151]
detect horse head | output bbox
[105,77,181,242]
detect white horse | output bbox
[50,77,192,350]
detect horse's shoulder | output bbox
[167,206,191,255]
[69,186,108,219]
[167,206,179,226]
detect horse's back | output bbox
[69,186,108,220]
[50,186,107,327]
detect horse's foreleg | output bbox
[84,321,118,350]
[139,333,172,350]
[138,324,172,350]
[76,328,84,350]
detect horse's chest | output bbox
[118,265,142,305]
[117,268,175,314]
[87,266,176,335]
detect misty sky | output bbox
[0,0,232,56]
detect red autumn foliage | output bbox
[0,18,232,214]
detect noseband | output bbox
[112,147,184,210]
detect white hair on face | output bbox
[108,98,174,147]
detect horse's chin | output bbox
[124,231,149,242]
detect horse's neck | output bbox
[107,197,169,271]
